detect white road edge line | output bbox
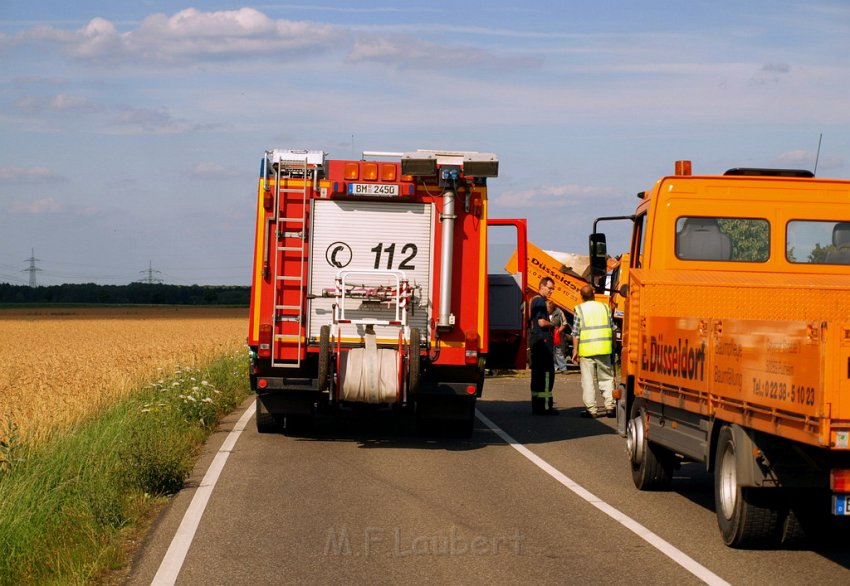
[475,409,730,586]
[151,401,257,586]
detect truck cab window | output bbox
[787,220,850,264]
[675,216,769,262]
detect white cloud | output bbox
[7,196,64,214]
[105,106,220,135]
[0,166,62,183]
[190,163,241,178]
[6,7,539,72]
[12,75,68,87]
[762,63,791,74]
[15,93,97,113]
[24,8,347,65]
[775,149,812,165]
[348,35,541,71]
[494,184,619,208]
[776,149,845,172]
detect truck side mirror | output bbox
[589,233,608,294]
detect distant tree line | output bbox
[0,283,250,305]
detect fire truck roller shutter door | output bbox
[309,200,433,342]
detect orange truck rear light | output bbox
[258,323,272,358]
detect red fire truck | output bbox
[247,149,527,435]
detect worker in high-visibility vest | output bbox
[528,277,558,415]
[571,284,615,418]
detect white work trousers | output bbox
[579,354,614,413]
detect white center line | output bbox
[151,401,256,586]
[475,409,730,586]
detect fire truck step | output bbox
[273,334,302,340]
[275,304,302,311]
[276,317,301,323]
[276,276,303,281]
[271,361,301,369]
[278,217,305,223]
[276,246,305,252]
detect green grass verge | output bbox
[0,351,251,585]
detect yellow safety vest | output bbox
[575,301,613,357]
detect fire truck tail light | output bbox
[675,160,692,176]
[258,324,273,358]
[464,331,479,364]
[344,163,359,180]
[258,378,269,389]
[466,385,477,395]
[363,162,378,180]
[263,190,273,210]
[381,164,397,181]
[831,469,850,492]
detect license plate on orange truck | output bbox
[833,495,850,515]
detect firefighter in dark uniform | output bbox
[529,277,557,415]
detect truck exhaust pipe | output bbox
[438,188,456,330]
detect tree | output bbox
[718,219,769,262]
[808,243,831,264]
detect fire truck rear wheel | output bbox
[714,425,783,548]
[255,396,279,434]
[627,399,673,490]
[317,325,331,391]
[408,328,421,395]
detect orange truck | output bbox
[505,242,625,359]
[247,149,527,436]
[590,161,850,548]
[504,241,614,314]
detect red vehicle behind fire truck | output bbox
[247,149,527,435]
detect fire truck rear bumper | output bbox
[257,387,319,416]
[418,381,479,397]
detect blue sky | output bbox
[1,1,849,285]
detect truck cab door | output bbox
[485,219,528,370]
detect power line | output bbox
[138,260,163,284]
[23,248,42,287]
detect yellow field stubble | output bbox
[0,306,248,443]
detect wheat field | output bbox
[0,306,248,443]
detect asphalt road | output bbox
[126,371,850,585]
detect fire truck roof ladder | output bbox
[268,149,324,368]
